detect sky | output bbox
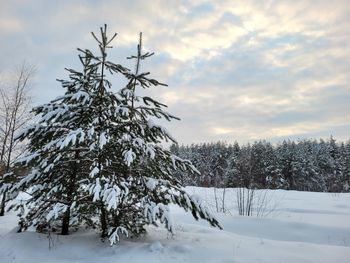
[0,0,349,145]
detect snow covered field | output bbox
[0,188,349,263]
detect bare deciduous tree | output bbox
[0,62,34,216]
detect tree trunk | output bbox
[222,187,226,213]
[214,187,219,212]
[60,150,80,235]
[100,205,108,238]
[0,191,6,216]
[61,208,70,235]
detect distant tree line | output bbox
[170,137,350,192]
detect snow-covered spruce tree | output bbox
[88,31,221,245]
[10,26,129,235]
[10,25,221,244]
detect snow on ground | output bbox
[0,188,350,262]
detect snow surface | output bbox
[0,188,350,262]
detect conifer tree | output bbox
[94,31,221,244]
[9,25,221,244]
[10,31,126,234]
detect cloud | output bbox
[0,0,349,144]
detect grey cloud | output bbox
[0,0,349,144]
